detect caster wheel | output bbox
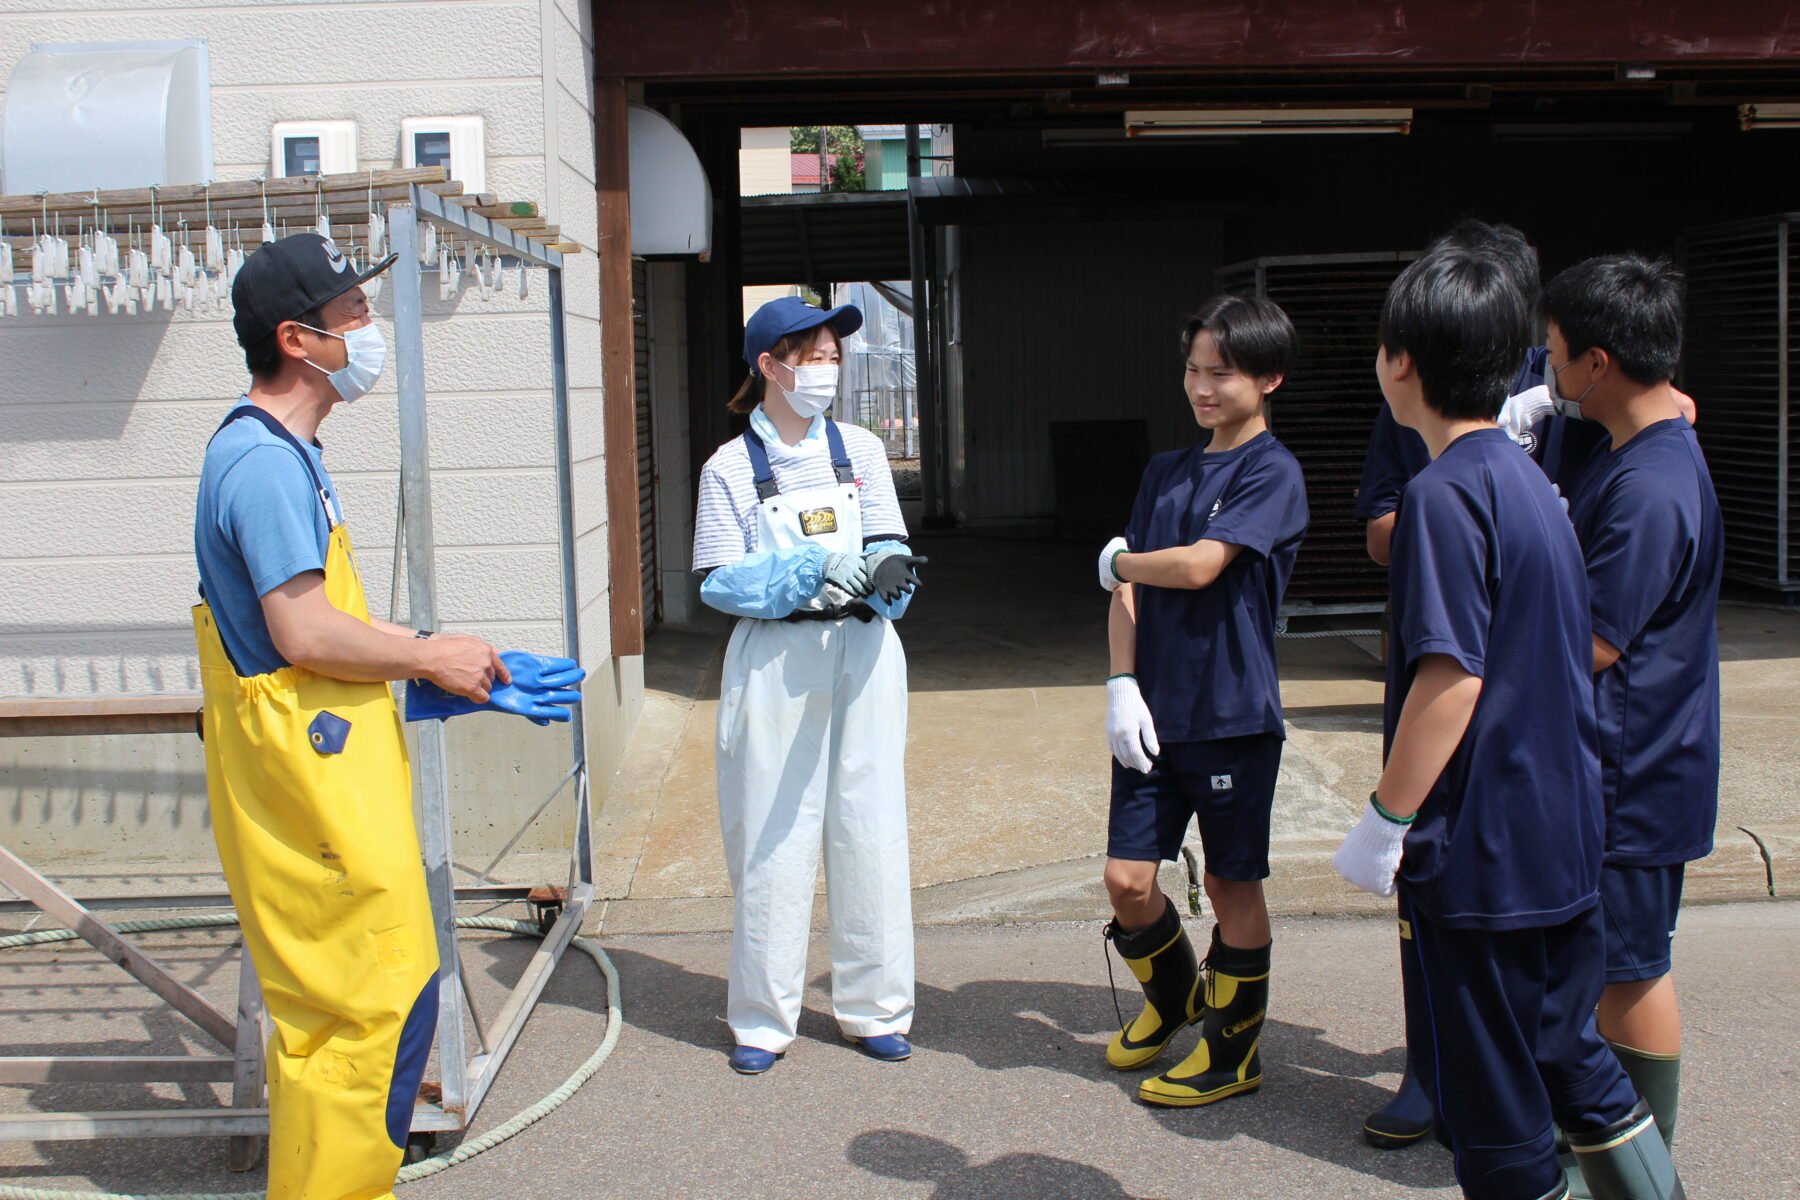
[404,1131,436,1164]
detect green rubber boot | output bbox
[1138,927,1268,1107]
[1103,894,1202,1071]
[1569,1100,1686,1200]
[1609,1041,1680,1151]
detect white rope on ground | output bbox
[0,914,621,1200]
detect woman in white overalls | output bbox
[691,297,927,1075]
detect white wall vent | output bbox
[401,115,486,193]
[270,120,358,178]
[628,104,711,257]
[1,39,212,194]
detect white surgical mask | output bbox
[301,322,388,403]
[1547,355,1593,421]
[776,361,840,418]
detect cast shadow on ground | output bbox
[602,946,1454,1191]
[850,1128,1165,1200]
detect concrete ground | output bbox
[3,908,1797,1198]
[598,535,1799,933]
[3,533,1798,1196]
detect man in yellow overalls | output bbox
[194,233,507,1199]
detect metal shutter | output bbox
[1682,214,1798,594]
[633,260,662,629]
[1218,253,1417,606]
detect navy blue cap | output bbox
[233,233,397,346]
[743,296,863,372]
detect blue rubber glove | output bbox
[862,540,922,620]
[404,650,585,725]
[699,543,828,619]
[500,651,585,691]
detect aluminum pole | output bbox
[387,202,470,1122]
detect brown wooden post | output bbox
[596,77,644,656]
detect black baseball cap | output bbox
[743,296,863,372]
[232,233,398,346]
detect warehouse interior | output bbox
[597,8,1800,632]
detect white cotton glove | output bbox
[1098,536,1130,592]
[1106,675,1160,773]
[1333,796,1412,897]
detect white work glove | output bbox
[1106,675,1160,773]
[1098,536,1130,592]
[1333,795,1412,897]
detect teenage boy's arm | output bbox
[1108,583,1138,673]
[1365,514,1397,566]
[1593,636,1622,673]
[1374,654,1483,819]
[1114,540,1244,591]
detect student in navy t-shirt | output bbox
[1546,254,1722,1157]
[1354,220,1590,569]
[1334,248,1683,1200]
[1091,295,1308,1109]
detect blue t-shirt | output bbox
[1124,432,1309,743]
[1387,429,1603,930]
[1567,419,1722,867]
[1354,348,1554,521]
[193,403,339,677]
[1529,412,1610,506]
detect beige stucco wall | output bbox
[0,0,642,864]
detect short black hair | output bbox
[244,306,325,380]
[1427,218,1541,311]
[1180,294,1298,382]
[1542,255,1684,385]
[1379,248,1530,421]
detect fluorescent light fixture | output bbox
[1125,108,1412,136]
[1740,103,1800,130]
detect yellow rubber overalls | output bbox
[194,406,438,1200]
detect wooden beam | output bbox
[0,166,449,216]
[0,695,201,738]
[470,201,540,219]
[597,77,644,657]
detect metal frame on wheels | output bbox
[390,185,591,1135]
[0,173,592,1160]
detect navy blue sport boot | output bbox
[1364,1058,1435,1148]
[846,1033,912,1061]
[729,1045,781,1075]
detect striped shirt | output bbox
[693,417,907,572]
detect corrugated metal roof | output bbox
[739,191,910,286]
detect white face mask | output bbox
[1547,354,1593,420]
[301,322,388,403]
[775,361,839,418]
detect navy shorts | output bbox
[1599,863,1685,985]
[1107,733,1281,880]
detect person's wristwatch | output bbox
[414,629,433,639]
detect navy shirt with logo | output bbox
[1354,348,1582,520]
[1124,432,1309,743]
[1567,419,1722,867]
[1387,429,1603,930]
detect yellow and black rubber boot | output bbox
[1104,894,1202,1071]
[1138,926,1268,1107]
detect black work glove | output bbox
[865,551,929,603]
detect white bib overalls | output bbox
[716,425,915,1053]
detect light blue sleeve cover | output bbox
[699,543,829,619]
[862,539,917,621]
